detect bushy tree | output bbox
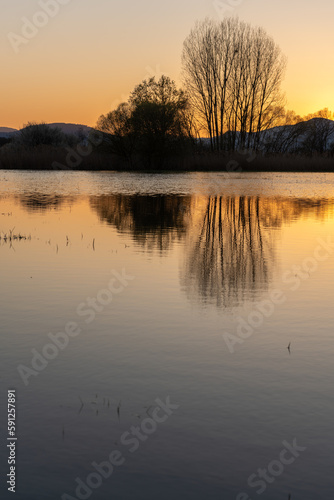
[300,118,334,156]
[96,103,136,161]
[97,76,190,167]
[17,122,65,147]
[130,76,189,164]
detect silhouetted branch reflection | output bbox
[13,190,332,309]
[90,194,191,252]
[17,193,69,212]
[181,196,277,307]
[89,193,334,307]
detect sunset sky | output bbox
[1,0,333,129]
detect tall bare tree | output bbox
[182,18,286,152]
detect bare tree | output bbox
[262,108,334,155]
[182,18,286,152]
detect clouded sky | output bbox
[1,0,333,128]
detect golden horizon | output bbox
[1,0,333,130]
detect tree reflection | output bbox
[90,194,191,252]
[18,193,68,212]
[90,192,334,307]
[181,196,276,307]
[14,189,332,309]
[181,195,334,308]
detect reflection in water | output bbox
[2,173,334,500]
[181,196,334,307]
[12,191,334,309]
[90,194,191,252]
[18,193,69,212]
[181,196,276,308]
[258,196,334,228]
[89,193,334,308]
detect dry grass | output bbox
[0,146,114,171]
[0,228,30,242]
[175,151,334,172]
[0,145,333,172]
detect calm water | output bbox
[1,171,334,500]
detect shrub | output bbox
[17,122,65,148]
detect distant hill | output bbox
[0,123,94,139]
[199,117,334,154]
[0,127,17,133]
[47,123,94,136]
[0,127,18,138]
[1,119,333,154]
[260,117,334,154]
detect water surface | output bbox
[1,171,334,500]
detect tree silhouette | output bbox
[182,18,286,152]
[90,194,191,252]
[97,76,190,168]
[180,195,334,308]
[17,122,65,148]
[96,103,136,164]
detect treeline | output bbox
[96,76,192,168]
[1,17,334,171]
[262,113,334,155]
[95,17,289,163]
[2,122,87,148]
[95,17,334,164]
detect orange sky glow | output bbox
[0,0,333,130]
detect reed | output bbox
[1,144,333,171]
[0,229,30,242]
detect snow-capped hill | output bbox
[199,118,334,154]
[262,118,334,154]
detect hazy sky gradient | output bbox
[1,0,333,128]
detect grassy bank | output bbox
[0,145,333,172]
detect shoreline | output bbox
[0,146,333,173]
